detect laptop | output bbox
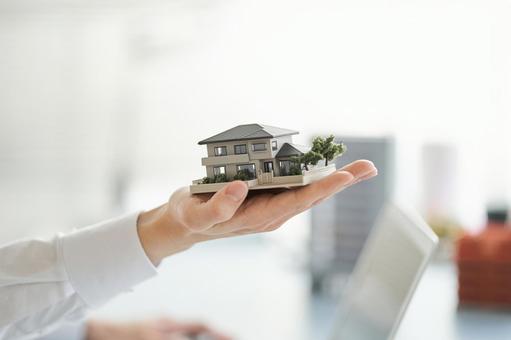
[330,203,438,340]
[190,203,437,340]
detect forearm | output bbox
[137,204,202,266]
[0,212,157,340]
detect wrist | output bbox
[137,204,199,265]
[86,320,112,340]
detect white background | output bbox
[0,1,510,337]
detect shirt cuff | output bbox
[59,212,158,307]
[36,321,86,340]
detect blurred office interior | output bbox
[1,0,511,339]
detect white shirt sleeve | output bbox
[35,322,86,340]
[0,212,158,340]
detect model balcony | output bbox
[201,153,250,166]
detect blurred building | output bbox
[310,137,394,294]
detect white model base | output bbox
[189,164,337,194]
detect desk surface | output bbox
[92,238,511,340]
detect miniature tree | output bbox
[292,151,323,171]
[311,135,346,166]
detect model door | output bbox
[263,161,274,173]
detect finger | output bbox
[179,181,248,231]
[207,331,234,340]
[293,159,376,202]
[338,159,376,176]
[213,170,353,235]
[282,162,378,217]
[351,167,378,184]
[309,168,378,207]
[154,319,210,333]
[157,320,232,340]
[250,160,377,224]
[208,160,378,235]
[152,318,178,331]
[266,170,354,217]
[311,163,378,202]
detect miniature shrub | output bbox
[200,177,213,184]
[213,174,229,183]
[288,165,302,176]
[233,170,251,181]
[199,175,228,184]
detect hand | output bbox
[86,317,232,340]
[137,160,377,265]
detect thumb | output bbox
[183,180,248,232]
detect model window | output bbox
[213,166,226,176]
[272,140,278,151]
[264,161,274,173]
[234,144,247,154]
[236,163,256,179]
[214,146,227,156]
[252,143,267,152]
[279,160,291,176]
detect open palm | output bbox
[169,160,377,238]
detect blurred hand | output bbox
[138,160,377,265]
[86,317,232,340]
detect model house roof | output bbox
[198,124,299,145]
[275,143,310,158]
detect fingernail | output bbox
[224,181,248,201]
[355,167,377,180]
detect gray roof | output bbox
[198,123,298,145]
[275,143,310,158]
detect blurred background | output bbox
[1,0,511,339]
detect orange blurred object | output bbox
[456,222,511,307]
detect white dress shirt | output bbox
[0,212,158,340]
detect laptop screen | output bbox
[331,204,438,340]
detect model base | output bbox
[189,164,336,194]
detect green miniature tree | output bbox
[311,135,346,166]
[292,151,323,171]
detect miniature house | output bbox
[190,123,340,194]
[198,123,309,179]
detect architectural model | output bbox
[190,123,346,194]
